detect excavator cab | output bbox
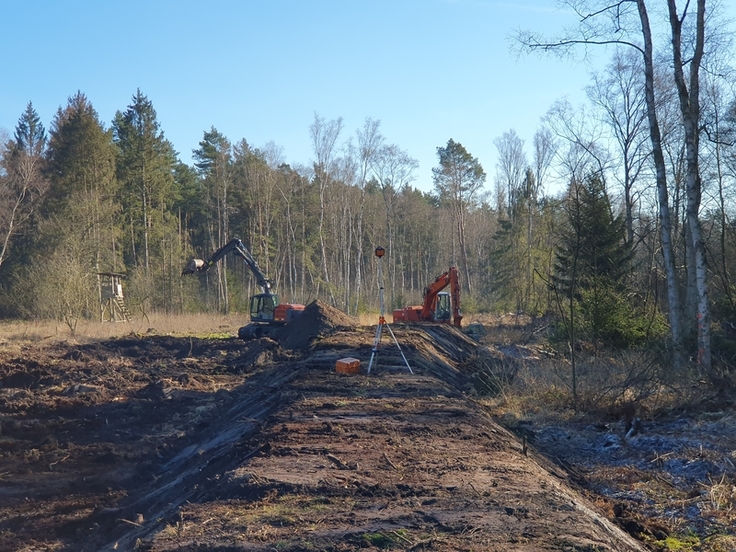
[434,292,451,322]
[250,293,279,322]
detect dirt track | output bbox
[0,303,653,550]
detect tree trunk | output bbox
[667,0,711,370]
[457,205,472,296]
[142,162,150,276]
[637,0,685,367]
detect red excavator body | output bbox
[392,267,462,327]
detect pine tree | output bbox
[432,139,486,295]
[554,173,637,347]
[112,90,179,277]
[192,128,233,313]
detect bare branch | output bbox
[575,0,637,24]
[522,37,644,56]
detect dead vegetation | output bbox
[475,315,736,552]
[0,312,246,344]
[0,306,733,551]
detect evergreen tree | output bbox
[112,90,179,276]
[488,167,551,315]
[432,139,486,295]
[555,174,630,293]
[44,92,118,253]
[25,92,119,323]
[192,128,233,313]
[13,102,47,156]
[488,217,517,309]
[193,127,232,249]
[173,160,203,243]
[554,173,639,347]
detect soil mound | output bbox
[277,300,357,350]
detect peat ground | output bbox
[0,303,733,551]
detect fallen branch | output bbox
[326,453,352,470]
[391,530,413,544]
[383,452,400,471]
[408,537,441,551]
[49,455,70,470]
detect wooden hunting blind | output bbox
[98,272,131,322]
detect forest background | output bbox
[2,1,736,385]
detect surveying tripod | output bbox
[367,247,412,374]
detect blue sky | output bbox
[2,1,731,193]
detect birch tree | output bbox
[309,113,343,305]
[587,48,650,248]
[352,118,385,314]
[667,0,710,368]
[517,0,714,370]
[0,103,49,268]
[373,143,418,306]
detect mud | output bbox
[277,300,359,350]
[0,303,724,550]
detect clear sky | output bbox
[2,1,731,193]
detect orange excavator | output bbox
[392,267,462,327]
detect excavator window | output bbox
[251,294,278,322]
[435,293,451,322]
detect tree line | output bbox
[1,0,735,381]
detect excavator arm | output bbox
[182,239,305,338]
[393,267,462,327]
[420,267,462,327]
[182,238,272,295]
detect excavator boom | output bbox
[182,238,304,339]
[182,238,272,294]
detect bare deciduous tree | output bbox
[517,0,713,370]
[544,99,610,177]
[352,118,385,314]
[587,48,650,247]
[667,0,711,368]
[0,102,49,268]
[533,126,557,195]
[494,129,527,220]
[310,113,343,305]
[373,143,418,306]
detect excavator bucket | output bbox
[182,258,205,275]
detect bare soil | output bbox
[0,302,731,551]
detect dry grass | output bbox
[0,313,249,345]
[155,495,345,548]
[475,322,736,552]
[704,474,736,520]
[483,345,684,421]
[357,311,380,326]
